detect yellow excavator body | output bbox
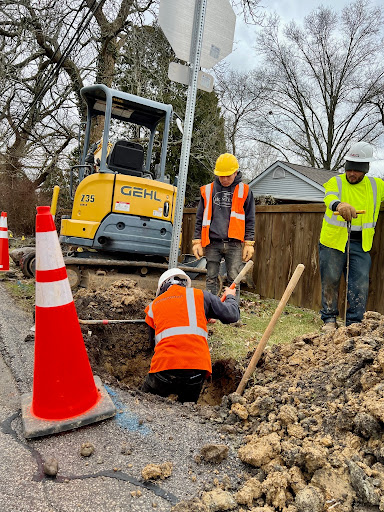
[61,173,177,256]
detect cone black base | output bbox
[21,376,116,439]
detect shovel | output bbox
[236,263,305,395]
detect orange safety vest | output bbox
[144,285,212,375]
[200,182,249,247]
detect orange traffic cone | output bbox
[21,206,116,438]
[0,212,10,271]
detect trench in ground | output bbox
[82,322,241,405]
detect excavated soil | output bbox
[75,280,384,510]
[74,279,240,404]
[75,279,154,390]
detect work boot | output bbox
[321,321,337,333]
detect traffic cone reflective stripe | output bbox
[32,205,100,420]
[0,212,10,271]
[35,229,72,307]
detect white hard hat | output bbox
[156,268,191,296]
[345,142,375,162]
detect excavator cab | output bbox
[60,84,177,259]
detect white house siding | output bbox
[250,170,324,202]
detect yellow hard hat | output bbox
[214,153,239,176]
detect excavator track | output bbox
[63,256,207,291]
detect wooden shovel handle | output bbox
[236,263,305,395]
[221,260,254,302]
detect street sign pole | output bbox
[168,0,207,269]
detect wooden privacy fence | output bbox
[182,204,384,315]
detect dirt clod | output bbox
[200,444,229,464]
[80,442,94,457]
[43,457,59,477]
[141,462,173,481]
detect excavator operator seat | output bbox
[107,140,144,177]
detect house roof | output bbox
[247,160,342,202]
[281,161,340,185]
[249,160,340,188]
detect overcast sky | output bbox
[221,0,384,168]
[224,0,381,72]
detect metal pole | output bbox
[168,0,207,268]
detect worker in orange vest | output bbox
[192,153,255,303]
[143,268,239,403]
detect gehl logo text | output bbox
[121,186,161,201]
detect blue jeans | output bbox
[205,240,243,302]
[319,242,371,326]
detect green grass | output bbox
[0,271,322,363]
[1,277,35,313]
[209,291,322,362]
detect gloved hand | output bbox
[336,202,357,222]
[192,239,203,260]
[242,241,255,262]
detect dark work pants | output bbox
[319,241,371,326]
[142,370,206,403]
[205,240,242,302]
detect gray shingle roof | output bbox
[280,161,340,185]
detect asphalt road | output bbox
[0,282,244,512]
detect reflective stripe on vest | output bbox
[230,212,245,220]
[231,183,246,220]
[202,183,212,229]
[155,288,208,345]
[323,176,377,230]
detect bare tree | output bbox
[215,66,266,156]
[249,0,384,170]
[0,0,265,230]
[0,0,157,230]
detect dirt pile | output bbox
[74,279,155,388]
[185,311,384,511]
[75,278,154,321]
[74,280,384,510]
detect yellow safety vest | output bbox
[320,174,384,253]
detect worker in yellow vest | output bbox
[191,153,255,303]
[319,142,384,331]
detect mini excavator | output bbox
[13,84,207,288]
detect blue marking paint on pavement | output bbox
[104,385,151,435]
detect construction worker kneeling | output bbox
[143,269,240,403]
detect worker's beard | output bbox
[346,174,365,184]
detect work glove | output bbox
[336,202,357,222]
[242,241,255,262]
[192,239,203,260]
